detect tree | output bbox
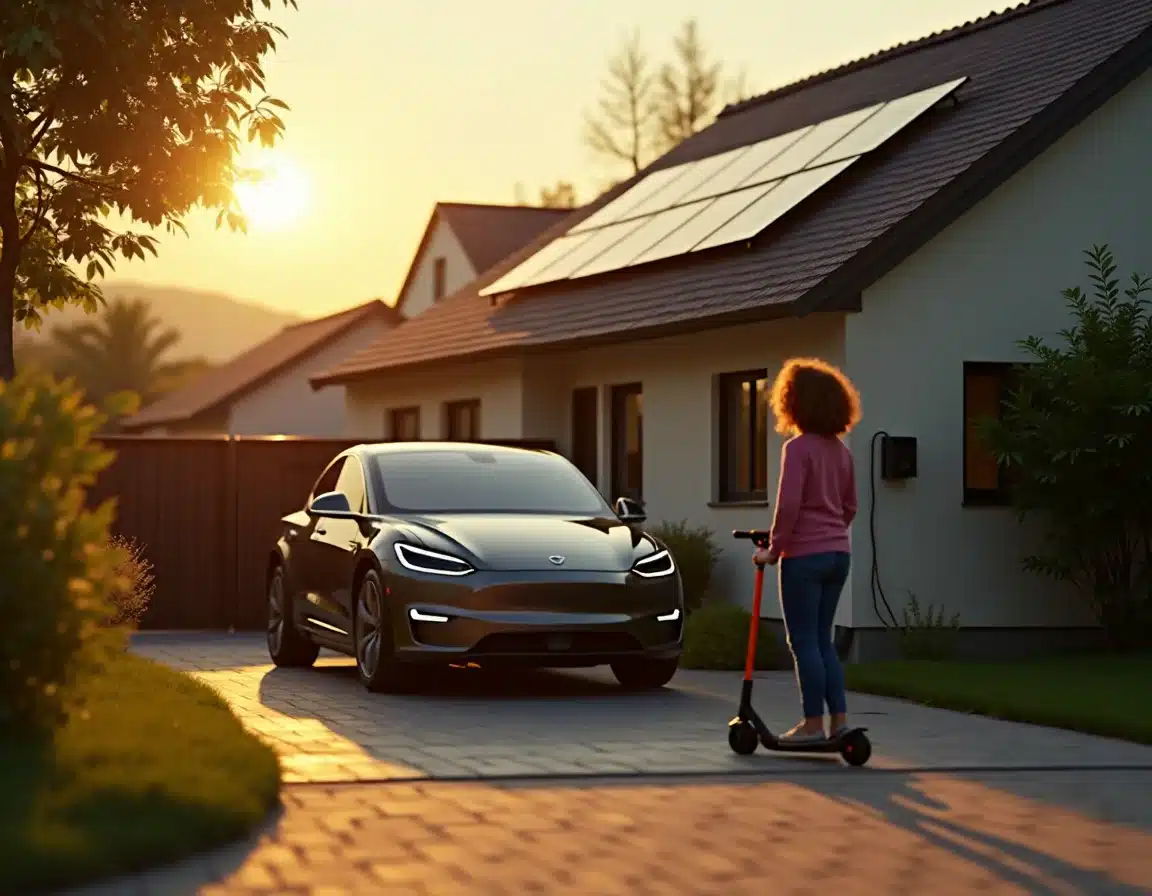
[50,295,196,410]
[980,245,1152,649]
[0,0,297,381]
[514,180,579,209]
[583,29,659,177]
[653,20,724,155]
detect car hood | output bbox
[404,514,650,572]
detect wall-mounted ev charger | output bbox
[879,434,918,481]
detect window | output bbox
[387,406,421,441]
[367,448,609,515]
[963,362,1021,505]
[444,399,481,441]
[610,383,643,501]
[717,370,770,502]
[334,457,368,513]
[571,386,599,487]
[432,257,447,301]
[309,457,345,502]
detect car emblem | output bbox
[548,555,566,565]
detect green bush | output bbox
[898,591,961,661]
[0,372,135,735]
[649,519,721,612]
[682,601,779,670]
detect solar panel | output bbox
[628,181,781,268]
[519,216,651,285]
[569,165,691,234]
[611,144,751,223]
[744,104,881,186]
[692,157,859,253]
[570,199,713,279]
[482,75,966,295]
[675,127,814,204]
[808,77,967,167]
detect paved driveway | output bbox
[77,632,1152,895]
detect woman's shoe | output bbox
[778,723,826,744]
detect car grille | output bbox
[470,632,643,655]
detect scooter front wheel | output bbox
[839,730,872,767]
[728,720,759,755]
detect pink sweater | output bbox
[769,433,857,558]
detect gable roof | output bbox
[314,0,1152,388]
[125,299,400,430]
[393,202,572,315]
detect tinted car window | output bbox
[335,457,367,513]
[367,449,609,515]
[310,457,345,503]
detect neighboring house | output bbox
[310,0,1152,659]
[123,300,400,437]
[393,202,572,320]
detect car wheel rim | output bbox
[356,578,382,678]
[267,574,284,655]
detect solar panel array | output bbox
[480,77,967,297]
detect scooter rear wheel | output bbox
[728,721,759,755]
[839,729,872,767]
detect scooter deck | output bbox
[761,727,869,754]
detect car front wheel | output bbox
[611,656,679,690]
[267,566,319,667]
[354,568,407,693]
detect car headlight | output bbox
[393,543,475,577]
[632,548,675,578]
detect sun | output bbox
[234,152,312,231]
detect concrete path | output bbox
[65,633,1152,894]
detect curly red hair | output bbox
[770,358,862,437]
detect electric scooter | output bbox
[727,529,872,767]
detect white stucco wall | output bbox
[344,358,528,440]
[845,70,1152,630]
[396,220,477,320]
[228,319,394,437]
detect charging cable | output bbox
[867,431,901,629]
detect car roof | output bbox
[350,441,556,461]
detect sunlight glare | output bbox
[234,151,312,231]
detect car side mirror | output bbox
[308,490,353,517]
[614,496,647,524]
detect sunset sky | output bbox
[107,0,1013,318]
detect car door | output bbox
[291,456,346,627]
[309,455,369,637]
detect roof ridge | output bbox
[720,0,1067,118]
[280,298,385,331]
[437,201,571,213]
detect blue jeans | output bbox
[779,551,850,719]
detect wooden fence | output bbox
[88,436,557,630]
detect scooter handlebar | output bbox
[732,529,772,547]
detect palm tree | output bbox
[50,296,191,407]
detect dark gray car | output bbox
[267,442,684,691]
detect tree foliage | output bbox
[0,0,297,380]
[515,179,579,209]
[980,245,1152,647]
[583,29,658,177]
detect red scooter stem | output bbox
[744,562,765,682]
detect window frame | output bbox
[387,406,421,442]
[610,382,643,502]
[716,368,770,504]
[962,361,1021,507]
[309,456,346,504]
[443,398,481,441]
[570,386,599,488]
[432,256,447,301]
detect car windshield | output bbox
[367,449,611,515]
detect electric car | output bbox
[266,441,684,691]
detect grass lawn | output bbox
[0,652,280,894]
[845,653,1152,745]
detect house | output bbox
[393,202,572,321]
[122,300,401,436]
[309,0,1152,660]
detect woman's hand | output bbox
[752,548,779,567]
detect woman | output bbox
[754,357,862,743]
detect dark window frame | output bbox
[570,386,599,488]
[444,398,481,441]
[432,256,447,301]
[387,406,421,441]
[610,382,643,502]
[716,368,770,503]
[309,456,346,504]
[962,361,1023,507]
